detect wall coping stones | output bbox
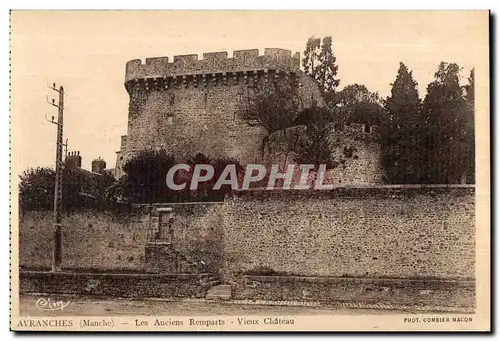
[20,270,209,280]
[232,184,475,200]
[242,275,475,288]
[130,185,474,208]
[124,185,474,208]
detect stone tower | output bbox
[115,48,324,177]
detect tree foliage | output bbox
[119,150,244,204]
[19,166,115,212]
[295,106,336,169]
[462,68,475,182]
[240,77,301,135]
[380,62,475,184]
[19,167,55,211]
[334,84,387,126]
[381,62,424,183]
[302,36,340,102]
[121,149,178,203]
[419,62,474,184]
[302,36,321,76]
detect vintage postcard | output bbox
[9,10,490,332]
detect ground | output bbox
[19,295,473,317]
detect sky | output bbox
[10,10,489,173]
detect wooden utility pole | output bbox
[46,83,64,272]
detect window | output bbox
[237,88,244,102]
[364,124,371,134]
[169,93,175,105]
[167,112,174,125]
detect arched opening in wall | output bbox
[364,124,372,134]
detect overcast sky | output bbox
[10,10,488,173]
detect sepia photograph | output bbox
[9,10,490,332]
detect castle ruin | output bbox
[115,48,384,184]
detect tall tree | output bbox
[302,36,321,76]
[314,36,340,97]
[464,68,475,105]
[381,62,423,183]
[421,62,472,184]
[303,36,340,102]
[462,68,475,183]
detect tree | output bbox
[381,62,423,183]
[421,62,473,184]
[295,106,336,169]
[19,167,55,211]
[210,157,245,196]
[462,68,475,183]
[302,36,321,76]
[186,153,246,199]
[302,36,340,102]
[185,153,215,201]
[334,84,387,126]
[240,77,301,135]
[121,150,245,203]
[464,68,475,105]
[122,149,178,203]
[18,166,115,211]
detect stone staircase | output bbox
[206,284,232,301]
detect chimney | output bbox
[65,151,82,168]
[92,157,107,174]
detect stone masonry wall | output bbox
[19,204,223,272]
[234,275,475,308]
[20,271,208,299]
[125,85,268,164]
[19,187,475,280]
[223,186,475,280]
[264,123,384,185]
[120,48,323,170]
[144,203,225,273]
[125,48,301,82]
[19,210,149,271]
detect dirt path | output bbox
[18,295,470,317]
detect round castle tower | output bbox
[115,48,323,177]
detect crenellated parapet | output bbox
[125,48,301,93]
